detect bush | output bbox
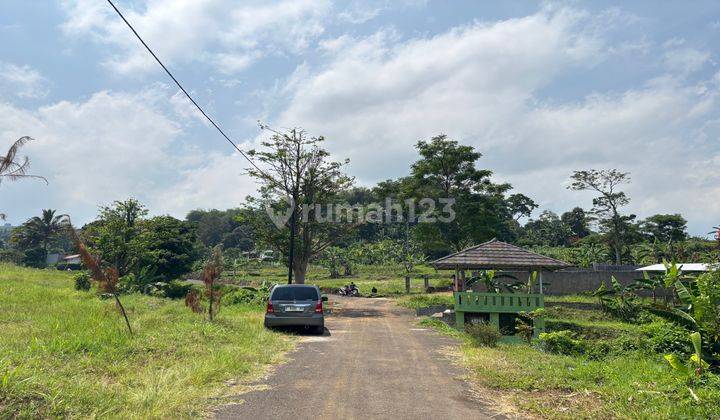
[641,321,693,355]
[73,272,92,291]
[601,297,644,323]
[221,286,268,306]
[584,340,612,360]
[538,330,585,355]
[160,281,193,299]
[465,322,502,347]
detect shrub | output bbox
[538,330,585,355]
[160,281,193,299]
[73,272,92,291]
[465,322,502,347]
[221,282,271,307]
[642,321,693,355]
[584,341,612,360]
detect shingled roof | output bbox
[432,239,571,270]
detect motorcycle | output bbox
[338,285,360,297]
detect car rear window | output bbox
[271,287,319,301]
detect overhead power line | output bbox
[105,0,266,176]
[106,0,301,285]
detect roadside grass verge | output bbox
[419,314,720,418]
[395,293,454,309]
[0,264,292,418]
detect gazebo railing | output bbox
[454,291,545,339]
[454,292,544,313]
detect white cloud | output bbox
[0,88,255,224]
[664,47,711,75]
[59,0,332,75]
[270,7,719,234]
[0,62,48,99]
[278,8,604,179]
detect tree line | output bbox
[1,133,718,283]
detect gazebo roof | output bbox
[432,238,571,271]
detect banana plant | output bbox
[664,331,709,378]
[628,271,662,302]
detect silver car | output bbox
[264,284,326,334]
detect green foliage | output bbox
[73,272,91,291]
[644,266,720,356]
[642,214,688,243]
[640,321,693,355]
[465,322,502,347]
[519,210,572,247]
[664,332,710,385]
[187,208,255,251]
[515,308,545,343]
[410,134,516,254]
[9,209,69,267]
[221,283,271,307]
[136,215,197,280]
[593,276,643,322]
[538,330,585,355]
[84,199,197,281]
[561,207,591,239]
[159,280,193,299]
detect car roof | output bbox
[273,284,318,288]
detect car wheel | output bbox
[315,325,325,335]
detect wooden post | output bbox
[405,276,411,294]
[423,274,429,290]
[460,269,466,292]
[490,312,500,331]
[539,271,544,294]
[456,310,465,329]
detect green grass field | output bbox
[0,264,293,419]
[420,306,720,418]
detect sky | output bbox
[0,0,718,236]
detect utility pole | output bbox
[287,129,300,284]
[287,207,296,284]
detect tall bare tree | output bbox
[568,169,634,264]
[248,128,354,283]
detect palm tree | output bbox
[0,136,47,220]
[17,209,68,258]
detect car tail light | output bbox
[315,300,323,313]
[266,301,274,313]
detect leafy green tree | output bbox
[642,214,688,243]
[561,207,592,239]
[507,193,538,221]
[187,208,256,252]
[138,216,197,281]
[519,210,571,247]
[568,169,635,264]
[409,135,514,254]
[85,199,148,276]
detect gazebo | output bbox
[432,239,571,339]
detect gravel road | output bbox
[215,296,507,420]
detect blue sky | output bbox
[1,1,719,236]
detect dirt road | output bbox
[215,297,506,420]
